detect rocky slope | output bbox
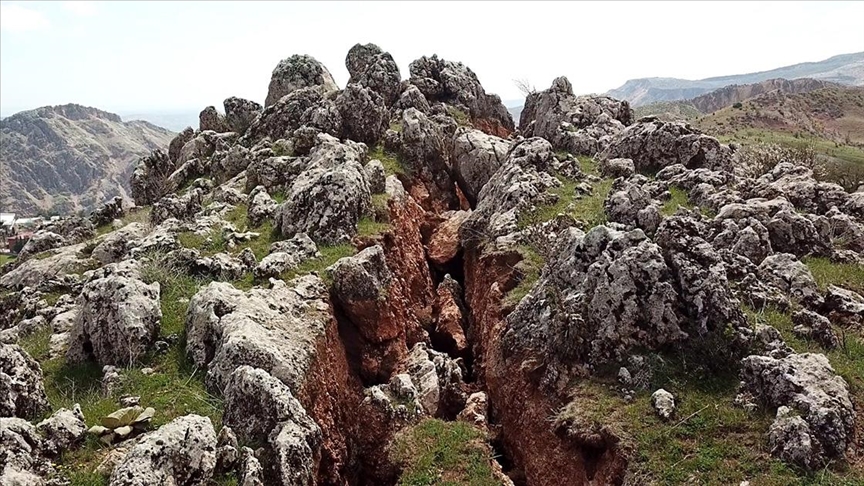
[1,43,864,486]
[608,51,864,106]
[0,104,174,215]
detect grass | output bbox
[517,174,614,230]
[393,419,499,486]
[446,106,471,127]
[390,121,403,133]
[577,155,599,176]
[357,217,391,238]
[0,253,15,267]
[803,257,864,294]
[504,245,544,307]
[661,186,693,216]
[557,356,863,485]
[282,243,356,284]
[21,255,224,483]
[369,144,406,176]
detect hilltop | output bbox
[0,104,174,215]
[608,52,864,106]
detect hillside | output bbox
[1,44,864,486]
[0,104,174,215]
[608,52,864,106]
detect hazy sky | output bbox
[1,1,862,116]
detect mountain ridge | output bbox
[607,51,864,106]
[0,103,174,215]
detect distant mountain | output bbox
[607,52,864,106]
[0,104,174,215]
[121,110,199,132]
[635,78,839,120]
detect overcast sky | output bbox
[1,1,862,116]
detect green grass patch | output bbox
[517,176,614,230]
[446,106,471,127]
[271,191,287,204]
[661,186,693,216]
[557,356,862,485]
[393,418,499,486]
[577,156,600,176]
[369,144,405,176]
[505,245,544,307]
[357,217,391,238]
[283,244,356,284]
[390,121,403,133]
[0,253,16,267]
[802,256,864,294]
[34,254,223,483]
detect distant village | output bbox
[0,212,54,256]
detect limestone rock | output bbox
[768,406,819,471]
[792,309,839,349]
[277,134,371,243]
[651,389,675,420]
[739,352,854,465]
[757,253,822,308]
[428,210,470,266]
[223,366,321,486]
[223,97,262,135]
[253,233,319,280]
[91,223,150,265]
[185,276,331,392]
[265,54,338,107]
[0,343,50,419]
[199,106,230,133]
[36,404,86,454]
[18,231,66,262]
[336,83,388,144]
[451,128,509,205]
[346,43,402,105]
[66,272,161,366]
[601,118,733,174]
[109,414,217,486]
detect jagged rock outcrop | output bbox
[223,366,321,485]
[451,128,509,205]
[265,54,338,107]
[346,43,402,105]
[0,343,50,419]
[91,223,150,265]
[0,417,54,482]
[336,83,388,144]
[408,54,514,136]
[739,352,854,469]
[253,233,319,280]
[223,97,263,135]
[520,76,632,155]
[601,117,733,174]
[199,106,230,133]
[0,242,93,289]
[66,266,162,366]
[131,149,174,206]
[17,231,66,261]
[109,414,217,486]
[276,134,371,243]
[36,404,87,455]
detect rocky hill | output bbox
[0,104,174,215]
[2,43,864,486]
[608,51,864,106]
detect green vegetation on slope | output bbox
[393,419,499,486]
[661,186,693,216]
[803,256,864,294]
[370,144,406,176]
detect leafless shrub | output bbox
[514,78,537,97]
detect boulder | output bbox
[408,54,514,135]
[346,43,402,105]
[185,276,331,392]
[253,233,320,280]
[17,230,66,261]
[0,343,50,419]
[336,83,388,144]
[428,210,470,266]
[131,150,174,207]
[451,128,509,205]
[168,127,195,164]
[738,352,854,466]
[265,54,338,107]
[599,158,635,179]
[394,85,431,113]
[520,77,631,155]
[199,106,230,133]
[397,108,457,209]
[601,118,733,174]
[91,223,150,265]
[248,186,279,228]
[768,406,820,471]
[757,253,822,308]
[604,178,662,234]
[277,135,371,244]
[66,271,161,366]
[243,88,341,145]
[364,159,387,194]
[109,414,217,486]
[223,366,321,485]
[36,404,87,454]
[0,417,52,482]
[90,196,126,228]
[651,389,675,420]
[791,309,839,349]
[223,97,262,135]
[151,188,204,225]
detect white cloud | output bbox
[62,1,97,17]
[0,3,51,32]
